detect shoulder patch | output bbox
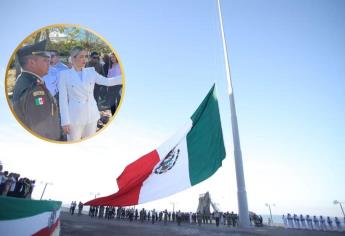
[33,91,45,96]
[34,97,45,106]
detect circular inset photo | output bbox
[5,24,125,143]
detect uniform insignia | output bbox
[34,97,45,106]
[33,91,45,96]
[154,146,180,174]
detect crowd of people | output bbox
[86,206,239,226]
[12,40,123,142]
[283,213,344,232]
[69,204,257,228]
[67,202,345,233]
[0,162,35,199]
[69,201,84,216]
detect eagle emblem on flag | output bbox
[154,146,180,174]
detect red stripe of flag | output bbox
[84,150,160,206]
[33,219,60,236]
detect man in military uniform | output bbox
[12,40,61,141]
[86,51,108,111]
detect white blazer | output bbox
[58,67,122,126]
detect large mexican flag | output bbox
[85,84,226,206]
[0,196,61,236]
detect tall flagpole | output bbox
[216,0,250,227]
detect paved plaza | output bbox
[60,212,343,236]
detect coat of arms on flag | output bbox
[84,84,226,207]
[154,146,180,175]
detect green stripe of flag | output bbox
[0,196,62,220]
[187,84,226,185]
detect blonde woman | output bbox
[58,46,122,141]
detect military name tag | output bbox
[33,91,45,96]
[34,97,45,106]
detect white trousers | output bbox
[68,123,97,141]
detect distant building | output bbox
[49,31,67,42]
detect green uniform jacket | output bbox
[12,71,61,141]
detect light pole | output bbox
[170,201,178,212]
[40,182,53,200]
[333,200,345,218]
[90,192,100,199]
[265,203,275,225]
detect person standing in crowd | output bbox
[172,211,175,222]
[12,40,61,140]
[4,173,16,196]
[58,46,122,141]
[139,208,145,223]
[0,171,8,195]
[313,215,320,230]
[327,216,333,230]
[151,209,156,224]
[27,180,35,199]
[70,201,76,215]
[86,51,107,111]
[163,209,168,225]
[99,206,104,218]
[78,202,83,216]
[107,53,122,115]
[286,213,293,228]
[177,210,182,226]
[43,50,68,99]
[282,214,288,228]
[320,216,327,231]
[129,208,134,221]
[197,211,202,226]
[51,50,68,71]
[94,206,99,217]
[12,176,22,197]
[300,214,306,229]
[22,178,31,198]
[147,210,151,221]
[334,217,341,232]
[214,211,220,226]
[102,54,110,78]
[43,51,69,140]
[293,214,300,229]
[306,214,313,230]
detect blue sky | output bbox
[0,0,344,217]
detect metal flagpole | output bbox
[216,0,250,227]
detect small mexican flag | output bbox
[34,97,45,106]
[85,84,226,206]
[0,196,61,236]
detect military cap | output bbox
[17,40,50,58]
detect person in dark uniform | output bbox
[12,40,61,141]
[86,51,108,111]
[107,53,122,115]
